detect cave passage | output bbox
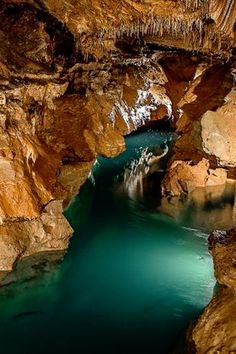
[0,130,215,354]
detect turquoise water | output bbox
[0,131,215,354]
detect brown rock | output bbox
[201,92,236,167]
[161,182,236,232]
[162,158,227,197]
[58,162,93,202]
[190,228,236,353]
[150,104,169,121]
[171,63,233,166]
[209,229,236,293]
[192,287,236,354]
[0,201,72,272]
[6,0,233,55]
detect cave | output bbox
[0,0,235,353]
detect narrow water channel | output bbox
[0,131,215,354]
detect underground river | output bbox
[0,130,216,354]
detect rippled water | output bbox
[0,131,216,354]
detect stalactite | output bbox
[181,0,208,12]
[210,0,236,39]
[78,0,233,61]
[221,0,234,25]
[107,5,228,54]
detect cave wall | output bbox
[0,0,184,272]
[0,1,235,352]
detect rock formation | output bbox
[0,0,185,273]
[0,0,235,352]
[162,158,227,197]
[190,228,236,353]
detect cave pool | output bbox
[0,130,216,354]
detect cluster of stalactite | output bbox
[75,0,235,61]
[181,0,208,12]
[210,0,236,38]
[82,14,222,58]
[115,17,204,41]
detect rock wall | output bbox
[0,58,162,272]
[190,229,236,353]
[161,62,236,198]
[0,0,184,274]
[2,0,236,59]
[0,0,235,351]
[158,47,236,354]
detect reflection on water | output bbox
[161,182,236,232]
[0,130,219,354]
[123,143,169,200]
[0,251,65,288]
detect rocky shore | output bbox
[189,228,236,353]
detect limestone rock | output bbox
[7,0,235,55]
[162,158,227,197]
[0,200,73,272]
[201,92,236,167]
[0,7,235,349]
[170,62,234,165]
[150,104,169,121]
[58,162,93,202]
[190,228,236,353]
[192,287,236,354]
[209,229,236,293]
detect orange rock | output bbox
[150,104,169,121]
[161,182,236,231]
[0,201,72,272]
[162,158,227,197]
[201,91,236,167]
[192,287,236,354]
[190,228,236,353]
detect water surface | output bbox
[0,131,215,354]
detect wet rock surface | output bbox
[0,201,72,272]
[0,0,235,351]
[161,60,236,353]
[0,0,188,273]
[189,228,236,353]
[190,287,236,354]
[162,158,228,197]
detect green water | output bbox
[0,131,215,354]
